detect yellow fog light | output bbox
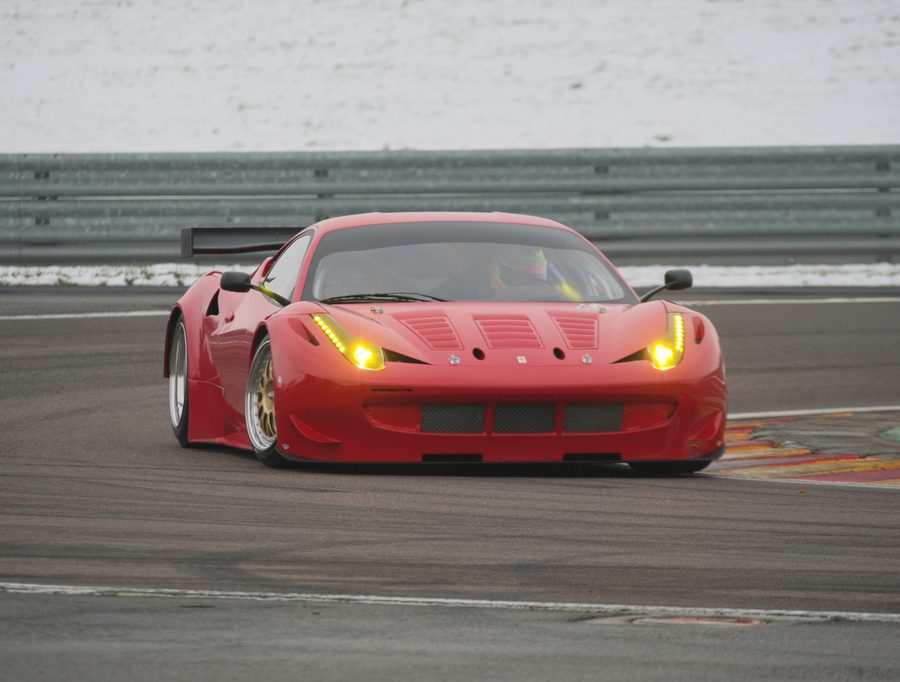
[312,314,385,371]
[648,313,685,371]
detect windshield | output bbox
[304,221,637,304]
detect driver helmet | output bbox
[489,246,548,291]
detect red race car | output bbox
[165,212,726,473]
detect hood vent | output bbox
[551,314,598,349]
[474,315,542,349]
[394,312,463,350]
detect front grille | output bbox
[421,404,485,433]
[494,404,555,433]
[564,403,624,432]
[418,402,624,434]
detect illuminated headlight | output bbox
[648,313,685,371]
[312,314,385,371]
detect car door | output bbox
[209,233,313,422]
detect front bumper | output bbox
[271,355,727,464]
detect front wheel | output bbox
[245,337,289,468]
[628,460,712,476]
[168,316,190,446]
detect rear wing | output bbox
[180,226,302,257]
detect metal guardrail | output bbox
[1,146,898,264]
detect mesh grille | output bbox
[564,403,624,433]
[421,404,485,433]
[494,404,555,433]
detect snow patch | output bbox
[0,264,245,288]
[621,263,900,288]
[3,263,899,289]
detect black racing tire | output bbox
[628,460,713,476]
[168,315,191,447]
[245,336,290,468]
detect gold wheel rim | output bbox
[246,341,277,451]
[255,356,276,440]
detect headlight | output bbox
[312,314,385,371]
[648,313,685,371]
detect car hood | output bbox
[318,300,673,367]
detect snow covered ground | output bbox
[3,0,899,151]
[2,1,898,287]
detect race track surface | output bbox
[1,287,898,680]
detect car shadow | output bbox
[177,442,707,479]
[281,460,638,478]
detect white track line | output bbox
[0,310,169,321]
[729,405,900,420]
[688,297,900,306]
[2,582,898,623]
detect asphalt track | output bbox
[1,287,899,680]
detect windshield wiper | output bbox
[319,292,450,304]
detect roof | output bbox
[313,212,570,233]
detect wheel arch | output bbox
[251,323,270,353]
[163,306,184,378]
[163,273,222,378]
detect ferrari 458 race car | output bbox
[165,212,726,473]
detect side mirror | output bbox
[639,269,693,302]
[664,269,693,291]
[220,271,252,293]
[219,270,291,307]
